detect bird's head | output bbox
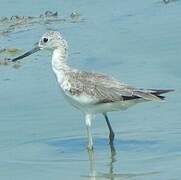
[11,31,68,62]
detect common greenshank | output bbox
[11,31,174,150]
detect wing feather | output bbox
[65,71,161,103]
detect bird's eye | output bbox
[43,38,48,43]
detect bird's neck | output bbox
[52,48,70,84]
[52,48,69,70]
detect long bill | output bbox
[11,46,40,62]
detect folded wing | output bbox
[66,71,173,104]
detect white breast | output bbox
[63,92,98,113]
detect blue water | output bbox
[0,0,181,179]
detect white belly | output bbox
[62,90,144,114]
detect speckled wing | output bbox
[66,71,161,103]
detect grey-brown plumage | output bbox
[65,70,173,104]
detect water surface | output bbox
[0,0,181,179]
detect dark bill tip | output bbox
[11,46,40,62]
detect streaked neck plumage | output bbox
[52,47,70,84]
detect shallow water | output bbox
[0,0,181,179]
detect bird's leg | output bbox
[85,114,94,150]
[103,113,115,146]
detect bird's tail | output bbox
[148,89,174,100]
[133,89,174,101]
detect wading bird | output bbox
[11,31,173,150]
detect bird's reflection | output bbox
[87,144,117,180]
[109,146,116,180]
[86,142,159,179]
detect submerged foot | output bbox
[87,144,94,151]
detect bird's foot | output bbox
[87,144,94,151]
